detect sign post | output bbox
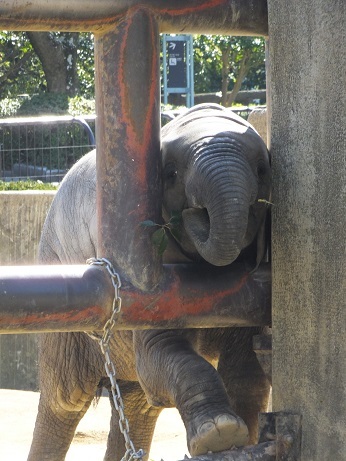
[163,34,194,107]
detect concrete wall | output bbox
[0,191,55,390]
[268,1,346,459]
[247,107,268,146]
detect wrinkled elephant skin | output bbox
[28,104,271,461]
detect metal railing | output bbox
[0,108,254,183]
[0,115,95,182]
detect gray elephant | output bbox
[28,103,271,461]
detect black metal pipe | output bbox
[0,263,271,333]
[0,265,113,333]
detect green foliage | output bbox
[16,93,69,116]
[75,33,95,97]
[0,95,95,118]
[0,97,23,117]
[193,36,223,93]
[141,212,182,256]
[0,180,58,190]
[0,32,94,100]
[0,31,44,99]
[0,32,264,108]
[68,96,95,115]
[193,35,265,96]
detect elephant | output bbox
[28,103,271,461]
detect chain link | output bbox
[87,257,144,461]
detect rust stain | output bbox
[0,0,254,33]
[0,306,105,327]
[123,272,250,322]
[158,0,226,17]
[116,9,159,221]
[120,13,157,147]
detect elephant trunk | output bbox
[183,149,257,266]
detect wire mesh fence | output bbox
[0,108,254,183]
[0,115,95,183]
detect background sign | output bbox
[167,40,186,88]
[162,35,194,108]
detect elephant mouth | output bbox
[182,207,211,246]
[182,199,250,266]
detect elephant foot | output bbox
[187,413,249,456]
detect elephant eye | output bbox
[164,163,178,181]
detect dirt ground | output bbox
[0,389,188,461]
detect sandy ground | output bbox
[0,389,188,461]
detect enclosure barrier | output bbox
[0,1,304,460]
[0,115,95,181]
[0,263,271,333]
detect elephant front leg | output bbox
[133,330,249,457]
[28,390,95,461]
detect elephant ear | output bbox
[253,208,271,272]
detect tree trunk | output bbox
[64,33,80,96]
[26,32,80,95]
[27,32,67,93]
[221,46,231,106]
[226,51,251,107]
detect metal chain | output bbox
[87,257,144,461]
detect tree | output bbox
[0,31,94,99]
[0,32,264,107]
[0,31,43,99]
[193,35,265,106]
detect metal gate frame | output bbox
[0,2,300,460]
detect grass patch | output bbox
[0,180,58,191]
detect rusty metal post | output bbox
[94,9,162,291]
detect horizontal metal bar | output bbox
[0,265,114,333]
[0,114,96,126]
[0,0,268,35]
[0,263,271,333]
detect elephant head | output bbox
[162,103,271,267]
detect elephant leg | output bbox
[217,328,271,445]
[133,330,249,457]
[104,381,161,461]
[28,332,104,461]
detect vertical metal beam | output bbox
[94,9,162,291]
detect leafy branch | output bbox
[140,211,182,256]
[258,198,274,207]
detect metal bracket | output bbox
[259,412,302,461]
[254,332,272,385]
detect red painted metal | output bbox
[0,1,268,35]
[95,9,162,291]
[0,264,270,333]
